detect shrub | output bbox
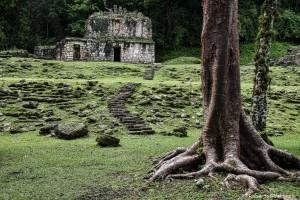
[275,10,300,42]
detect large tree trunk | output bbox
[252,0,277,144]
[148,0,300,196]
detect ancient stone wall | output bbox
[85,40,155,63]
[85,7,152,40]
[34,46,56,59]
[37,38,155,64]
[85,41,114,61]
[121,42,155,64]
[56,38,88,61]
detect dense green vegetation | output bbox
[0,56,299,199]
[0,0,299,51]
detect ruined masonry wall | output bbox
[86,41,155,63]
[85,41,114,61]
[121,43,155,64]
[34,46,56,59]
[56,40,88,61]
[55,40,154,64]
[86,14,152,40]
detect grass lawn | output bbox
[0,54,299,200]
[0,131,299,200]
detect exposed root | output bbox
[149,142,203,181]
[268,148,300,169]
[166,162,217,180]
[149,154,201,181]
[148,108,300,196]
[153,147,187,168]
[148,144,300,195]
[216,160,281,180]
[224,174,259,197]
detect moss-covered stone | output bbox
[96,134,120,147]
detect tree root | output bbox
[147,108,300,196]
[224,174,259,197]
[148,143,300,196]
[153,147,187,168]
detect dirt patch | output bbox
[77,186,141,200]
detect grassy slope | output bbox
[0,55,299,200]
[159,42,294,65]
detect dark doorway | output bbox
[114,47,121,62]
[73,44,81,60]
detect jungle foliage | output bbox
[0,0,299,51]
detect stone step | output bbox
[112,114,131,117]
[110,108,126,111]
[128,126,152,130]
[120,117,143,122]
[110,111,128,114]
[128,127,151,132]
[123,121,146,125]
[109,109,128,112]
[108,104,124,107]
[126,124,148,128]
[108,102,124,105]
[109,107,127,110]
[122,121,146,125]
[129,130,155,135]
[108,83,153,135]
[110,111,130,115]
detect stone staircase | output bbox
[108,83,154,135]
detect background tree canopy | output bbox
[0,0,299,51]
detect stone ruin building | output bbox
[34,6,155,64]
[273,45,300,66]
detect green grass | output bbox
[239,42,295,65]
[0,131,299,200]
[0,131,300,200]
[164,57,201,65]
[159,47,200,62]
[159,42,294,65]
[0,56,299,200]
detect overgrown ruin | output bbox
[34,6,155,64]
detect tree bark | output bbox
[252,0,277,144]
[148,0,300,196]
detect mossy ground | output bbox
[0,55,299,200]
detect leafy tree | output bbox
[275,10,300,42]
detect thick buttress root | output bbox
[148,143,300,195]
[148,112,300,195]
[148,142,203,181]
